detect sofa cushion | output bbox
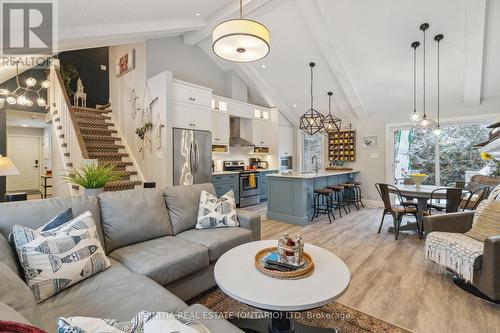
[163,183,217,235]
[39,258,187,332]
[12,211,111,303]
[0,196,104,252]
[98,189,173,252]
[466,200,500,241]
[0,302,32,325]
[0,233,20,276]
[109,236,209,286]
[176,228,252,263]
[0,262,42,328]
[196,190,239,229]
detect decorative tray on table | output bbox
[254,233,314,280]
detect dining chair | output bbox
[394,179,418,207]
[460,186,489,211]
[427,187,466,214]
[445,180,468,189]
[375,183,419,240]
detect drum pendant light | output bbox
[299,62,324,136]
[410,41,421,123]
[418,23,437,130]
[320,91,342,135]
[433,34,444,136]
[212,0,270,62]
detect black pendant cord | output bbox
[310,62,315,113]
[411,42,420,115]
[328,91,332,115]
[240,0,243,18]
[435,34,444,129]
[420,23,429,119]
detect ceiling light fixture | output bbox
[212,0,270,62]
[433,34,444,136]
[195,13,201,17]
[409,41,421,123]
[261,64,266,69]
[0,61,49,108]
[417,23,437,130]
[320,91,342,135]
[299,62,324,135]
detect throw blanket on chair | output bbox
[0,321,47,333]
[425,232,484,282]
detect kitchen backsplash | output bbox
[213,146,274,169]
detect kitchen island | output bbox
[266,170,360,225]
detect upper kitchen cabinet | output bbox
[172,80,212,131]
[173,80,212,107]
[254,108,270,120]
[279,125,295,157]
[252,119,270,147]
[212,111,230,144]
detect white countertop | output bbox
[267,170,360,179]
[214,240,350,312]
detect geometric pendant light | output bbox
[409,41,421,123]
[417,22,437,130]
[320,91,342,135]
[212,0,270,62]
[433,34,444,136]
[299,62,325,135]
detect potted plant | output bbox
[64,162,123,196]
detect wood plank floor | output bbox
[242,203,500,333]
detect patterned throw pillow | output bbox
[196,190,239,229]
[466,200,500,242]
[12,211,111,303]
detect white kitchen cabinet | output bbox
[173,101,212,131]
[212,112,230,144]
[279,125,295,156]
[173,81,212,107]
[252,119,270,147]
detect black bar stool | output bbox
[311,188,335,223]
[344,181,364,209]
[341,183,357,211]
[327,185,349,217]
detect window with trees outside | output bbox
[303,134,323,172]
[393,122,492,185]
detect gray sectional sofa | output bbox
[0,183,261,332]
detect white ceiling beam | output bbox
[463,0,487,106]
[183,0,271,46]
[59,19,206,51]
[295,0,367,119]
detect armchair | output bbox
[424,212,500,303]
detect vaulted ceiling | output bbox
[8,0,500,123]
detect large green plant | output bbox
[60,63,80,98]
[64,162,123,189]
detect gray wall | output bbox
[0,108,6,202]
[146,36,225,96]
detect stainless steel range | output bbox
[223,160,260,207]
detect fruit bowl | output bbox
[408,173,428,187]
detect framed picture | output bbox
[362,136,377,148]
[116,49,135,77]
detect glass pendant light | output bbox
[410,41,421,123]
[433,34,444,136]
[299,62,324,136]
[212,0,270,62]
[320,91,342,135]
[418,23,437,130]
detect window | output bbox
[393,121,490,185]
[303,133,323,172]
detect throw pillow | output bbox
[196,190,239,229]
[471,199,490,227]
[57,311,201,333]
[466,200,500,242]
[11,211,111,303]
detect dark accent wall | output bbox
[0,108,6,202]
[58,47,109,108]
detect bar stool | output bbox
[311,188,335,223]
[341,183,357,211]
[346,181,364,209]
[327,185,349,217]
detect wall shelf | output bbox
[328,130,356,162]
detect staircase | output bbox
[71,107,142,191]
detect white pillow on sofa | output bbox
[196,190,239,229]
[11,211,111,303]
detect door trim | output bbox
[6,134,42,191]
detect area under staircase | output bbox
[48,59,143,195]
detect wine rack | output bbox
[328,130,356,162]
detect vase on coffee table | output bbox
[214,240,350,333]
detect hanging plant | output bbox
[135,122,153,140]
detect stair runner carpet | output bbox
[72,107,141,192]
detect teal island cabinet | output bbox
[259,170,279,201]
[266,171,360,225]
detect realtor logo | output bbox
[1,1,56,54]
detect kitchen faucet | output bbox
[312,155,320,173]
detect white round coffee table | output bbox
[214,240,350,333]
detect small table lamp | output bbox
[0,155,20,176]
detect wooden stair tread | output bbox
[72,106,112,114]
[89,152,129,158]
[79,127,117,133]
[81,135,121,141]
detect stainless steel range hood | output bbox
[229,117,254,147]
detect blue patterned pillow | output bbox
[40,208,74,231]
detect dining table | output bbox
[389,184,452,234]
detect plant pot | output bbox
[84,188,104,196]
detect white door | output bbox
[279,125,294,156]
[212,112,230,144]
[172,101,193,129]
[253,119,269,146]
[7,136,41,191]
[190,87,212,107]
[173,83,192,103]
[191,105,212,131]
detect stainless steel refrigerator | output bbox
[173,128,212,186]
